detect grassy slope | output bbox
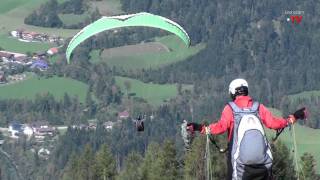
[98,35,206,69]
[0,34,53,53]
[266,107,320,172]
[115,76,192,106]
[0,75,88,103]
[288,90,320,102]
[271,124,320,172]
[90,0,124,16]
[59,13,89,26]
[0,0,78,37]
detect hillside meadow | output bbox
[0,75,89,103]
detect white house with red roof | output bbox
[118,110,130,119]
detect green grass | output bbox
[89,50,101,63]
[0,0,29,15]
[96,35,206,69]
[270,124,320,173]
[115,76,193,106]
[90,0,124,16]
[0,34,53,53]
[0,75,89,103]
[288,90,320,103]
[265,107,320,173]
[0,0,78,37]
[59,13,89,26]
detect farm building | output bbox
[118,110,130,119]
[47,47,59,55]
[30,59,48,70]
[8,123,23,138]
[0,51,27,62]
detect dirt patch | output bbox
[102,42,170,58]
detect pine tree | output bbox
[184,136,206,180]
[271,141,296,180]
[62,153,80,180]
[94,144,116,180]
[116,152,143,180]
[78,145,95,180]
[157,140,180,180]
[140,142,161,180]
[300,153,319,180]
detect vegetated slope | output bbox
[273,124,320,173]
[267,108,320,173]
[120,0,320,109]
[98,35,205,69]
[0,75,89,103]
[0,34,53,53]
[115,76,192,106]
[89,0,124,16]
[0,0,77,37]
[288,90,320,103]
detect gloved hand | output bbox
[187,122,204,133]
[287,107,308,125]
[287,115,296,125]
[293,107,308,120]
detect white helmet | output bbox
[228,78,248,95]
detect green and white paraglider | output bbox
[66,12,190,63]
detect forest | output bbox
[1,0,320,179]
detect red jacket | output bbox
[208,96,289,141]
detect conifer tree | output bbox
[94,144,116,180]
[116,152,143,180]
[300,153,318,180]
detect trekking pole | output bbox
[205,127,213,180]
[272,128,285,143]
[291,124,306,180]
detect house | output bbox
[71,124,87,130]
[10,30,20,38]
[31,121,54,138]
[118,110,130,119]
[0,51,27,62]
[23,125,34,137]
[104,121,114,130]
[8,123,23,138]
[30,59,48,71]
[48,36,60,43]
[88,124,97,130]
[47,47,59,55]
[0,52,14,61]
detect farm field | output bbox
[0,75,89,103]
[115,76,193,106]
[90,0,124,16]
[0,34,53,54]
[59,13,89,27]
[0,0,78,37]
[97,35,206,69]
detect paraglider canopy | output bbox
[66,12,191,63]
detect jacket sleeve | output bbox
[208,105,233,135]
[259,104,288,129]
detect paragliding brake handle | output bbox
[207,133,228,153]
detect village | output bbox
[0,29,63,84]
[0,110,130,160]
